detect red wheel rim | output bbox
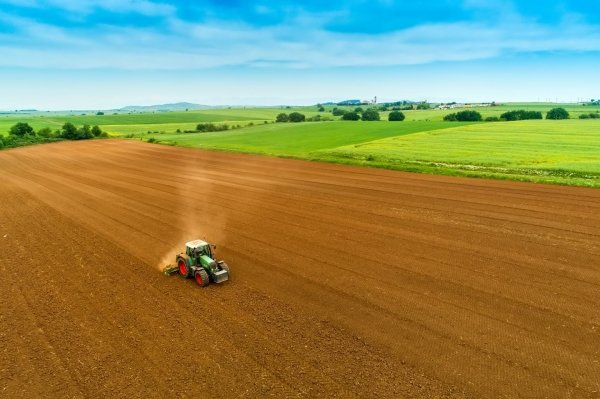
[178,260,187,276]
[195,273,204,285]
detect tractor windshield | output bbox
[197,244,211,258]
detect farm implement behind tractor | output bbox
[163,239,230,287]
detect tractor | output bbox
[163,239,230,286]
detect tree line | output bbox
[332,107,406,122]
[0,122,107,150]
[444,108,572,122]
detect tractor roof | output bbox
[186,239,208,249]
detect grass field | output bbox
[320,119,600,187]
[2,103,599,187]
[0,107,322,136]
[3,103,597,136]
[131,121,466,155]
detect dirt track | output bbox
[1,140,599,398]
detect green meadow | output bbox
[132,121,465,155]
[320,120,600,187]
[2,103,599,187]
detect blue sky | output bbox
[1,0,599,109]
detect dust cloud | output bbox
[155,152,230,270]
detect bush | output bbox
[485,116,500,122]
[500,110,543,121]
[354,107,363,113]
[318,106,325,112]
[147,137,157,143]
[342,111,360,121]
[580,114,590,119]
[288,112,305,123]
[444,110,482,122]
[99,131,109,138]
[96,111,104,115]
[37,127,53,137]
[444,113,457,121]
[196,123,229,132]
[2,135,15,147]
[276,113,289,123]
[590,112,600,119]
[0,136,3,149]
[388,111,406,121]
[416,102,431,110]
[361,108,380,121]
[332,108,347,116]
[91,125,102,136]
[78,124,94,139]
[546,108,569,120]
[9,122,35,137]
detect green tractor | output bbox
[163,240,230,286]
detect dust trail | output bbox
[156,151,230,270]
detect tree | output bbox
[332,108,347,116]
[0,136,4,149]
[546,107,569,120]
[91,125,102,137]
[276,113,289,123]
[61,122,78,139]
[354,107,364,113]
[416,102,431,110]
[96,111,104,115]
[444,110,482,122]
[78,124,94,139]
[9,122,34,137]
[288,112,305,123]
[342,111,360,121]
[388,111,405,121]
[361,108,380,121]
[318,105,325,112]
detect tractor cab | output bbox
[185,239,212,259]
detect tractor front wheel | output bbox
[195,269,210,287]
[178,259,189,278]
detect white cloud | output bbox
[0,0,175,16]
[0,5,600,70]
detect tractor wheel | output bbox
[178,258,189,278]
[195,269,210,287]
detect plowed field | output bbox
[1,140,599,398]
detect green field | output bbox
[132,121,466,155]
[0,109,272,135]
[320,120,600,186]
[2,103,600,187]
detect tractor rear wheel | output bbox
[178,258,189,278]
[195,269,210,287]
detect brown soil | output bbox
[1,140,599,398]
